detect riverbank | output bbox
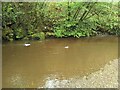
[43,59,118,88]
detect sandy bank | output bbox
[43,59,118,88]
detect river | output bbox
[2,36,118,88]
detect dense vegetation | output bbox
[2,2,119,41]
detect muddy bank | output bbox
[43,59,118,88]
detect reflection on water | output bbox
[43,74,69,88]
[9,73,29,88]
[2,36,118,88]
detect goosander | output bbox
[64,46,69,48]
[24,43,31,47]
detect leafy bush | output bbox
[2,27,14,41]
[31,32,45,40]
[2,2,119,41]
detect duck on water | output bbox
[24,42,31,47]
[64,46,69,48]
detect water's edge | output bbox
[42,59,118,88]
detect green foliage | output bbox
[15,28,25,39]
[2,27,14,41]
[2,2,119,41]
[31,32,45,40]
[52,2,118,38]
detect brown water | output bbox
[2,36,118,88]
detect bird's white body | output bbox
[24,44,31,47]
[64,46,69,48]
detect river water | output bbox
[2,36,118,88]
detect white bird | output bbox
[44,26,47,29]
[24,43,31,47]
[64,46,69,48]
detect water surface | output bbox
[2,36,118,88]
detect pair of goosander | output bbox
[24,43,68,48]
